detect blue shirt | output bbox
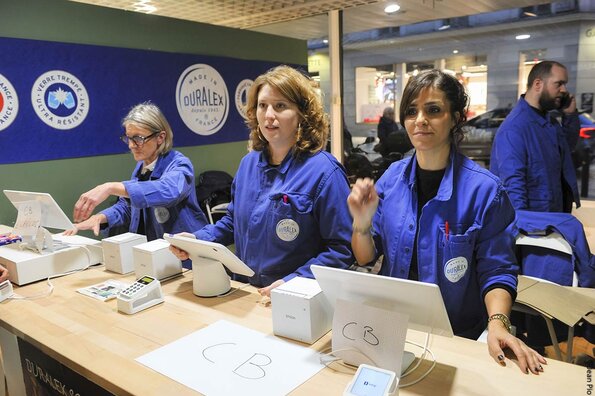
[101,150,208,241]
[490,97,580,212]
[373,150,518,338]
[195,150,354,287]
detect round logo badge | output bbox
[0,74,18,132]
[176,64,229,136]
[235,79,253,120]
[276,219,300,242]
[31,70,89,130]
[154,207,170,224]
[444,256,468,283]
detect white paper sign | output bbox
[332,298,408,374]
[13,201,41,237]
[136,320,324,396]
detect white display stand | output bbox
[163,234,254,298]
[0,234,102,285]
[192,256,232,297]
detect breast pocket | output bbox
[437,223,478,285]
[269,192,314,242]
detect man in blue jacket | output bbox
[490,61,580,213]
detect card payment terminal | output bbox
[117,275,164,314]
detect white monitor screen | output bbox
[311,265,453,337]
[3,190,74,231]
[164,234,254,277]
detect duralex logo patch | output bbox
[0,74,19,131]
[31,70,89,130]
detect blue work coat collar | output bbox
[132,150,173,180]
[402,147,457,202]
[257,149,303,175]
[518,96,550,128]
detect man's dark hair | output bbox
[527,61,566,89]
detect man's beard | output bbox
[538,90,560,111]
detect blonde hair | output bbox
[245,65,329,155]
[122,102,173,155]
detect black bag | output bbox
[195,170,233,216]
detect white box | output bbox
[271,276,332,344]
[133,238,182,280]
[102,232,147,274]
[0,234,103,286]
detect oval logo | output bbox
[235,79,253,120]
[0,74,19,131]
[444,256,468,283]
[31,70,89,130]
[154,207,170,224]
[276,219,299,242]
[176,63,229,136]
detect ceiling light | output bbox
[523,11,537,17]
[323,39,328,44]
[452,49,459,54]
[438,24,450,31]
[516,34,531,40]
[133,0,157,14]
[384,4,401,14]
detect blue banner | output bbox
[0,36,303,164]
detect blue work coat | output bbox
[373,150,519,338]
[101,150,207,241]
[516,210,595,288]
[195,150,354,287]
[490,97,580,212]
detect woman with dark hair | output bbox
[171,65,353,296]
[67,102,208,240]
[348,70,546,374]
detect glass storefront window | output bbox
[355,65,396,124]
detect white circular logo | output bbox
[0,74,18,131]
[154,207,170,224]
[31,70,89,130]
[235,79,253,119]
[444,257,468,283]
[176,64,229,136]
[276,219,300,242]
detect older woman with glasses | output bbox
[66,102,207,240]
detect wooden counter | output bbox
[0,266,588,395]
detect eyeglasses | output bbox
[120,131,160,147]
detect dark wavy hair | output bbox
[399,69,469,147]
[245,65,329,155]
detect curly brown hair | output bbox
[245,65,329,155]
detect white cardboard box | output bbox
[271,276,332,344]
[133,238,182,280]
[0,234,103,286]
[102,232,147,274]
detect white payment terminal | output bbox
[344,364,398,396]
[117,275,164,314]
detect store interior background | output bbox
[2,0,593,219]
[70,0,595,197]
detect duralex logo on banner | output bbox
[0,74,19,131]
[31,70,89,130]
[234,79,253,120]
[176,63,229,136]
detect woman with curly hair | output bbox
[171,65,354,296]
